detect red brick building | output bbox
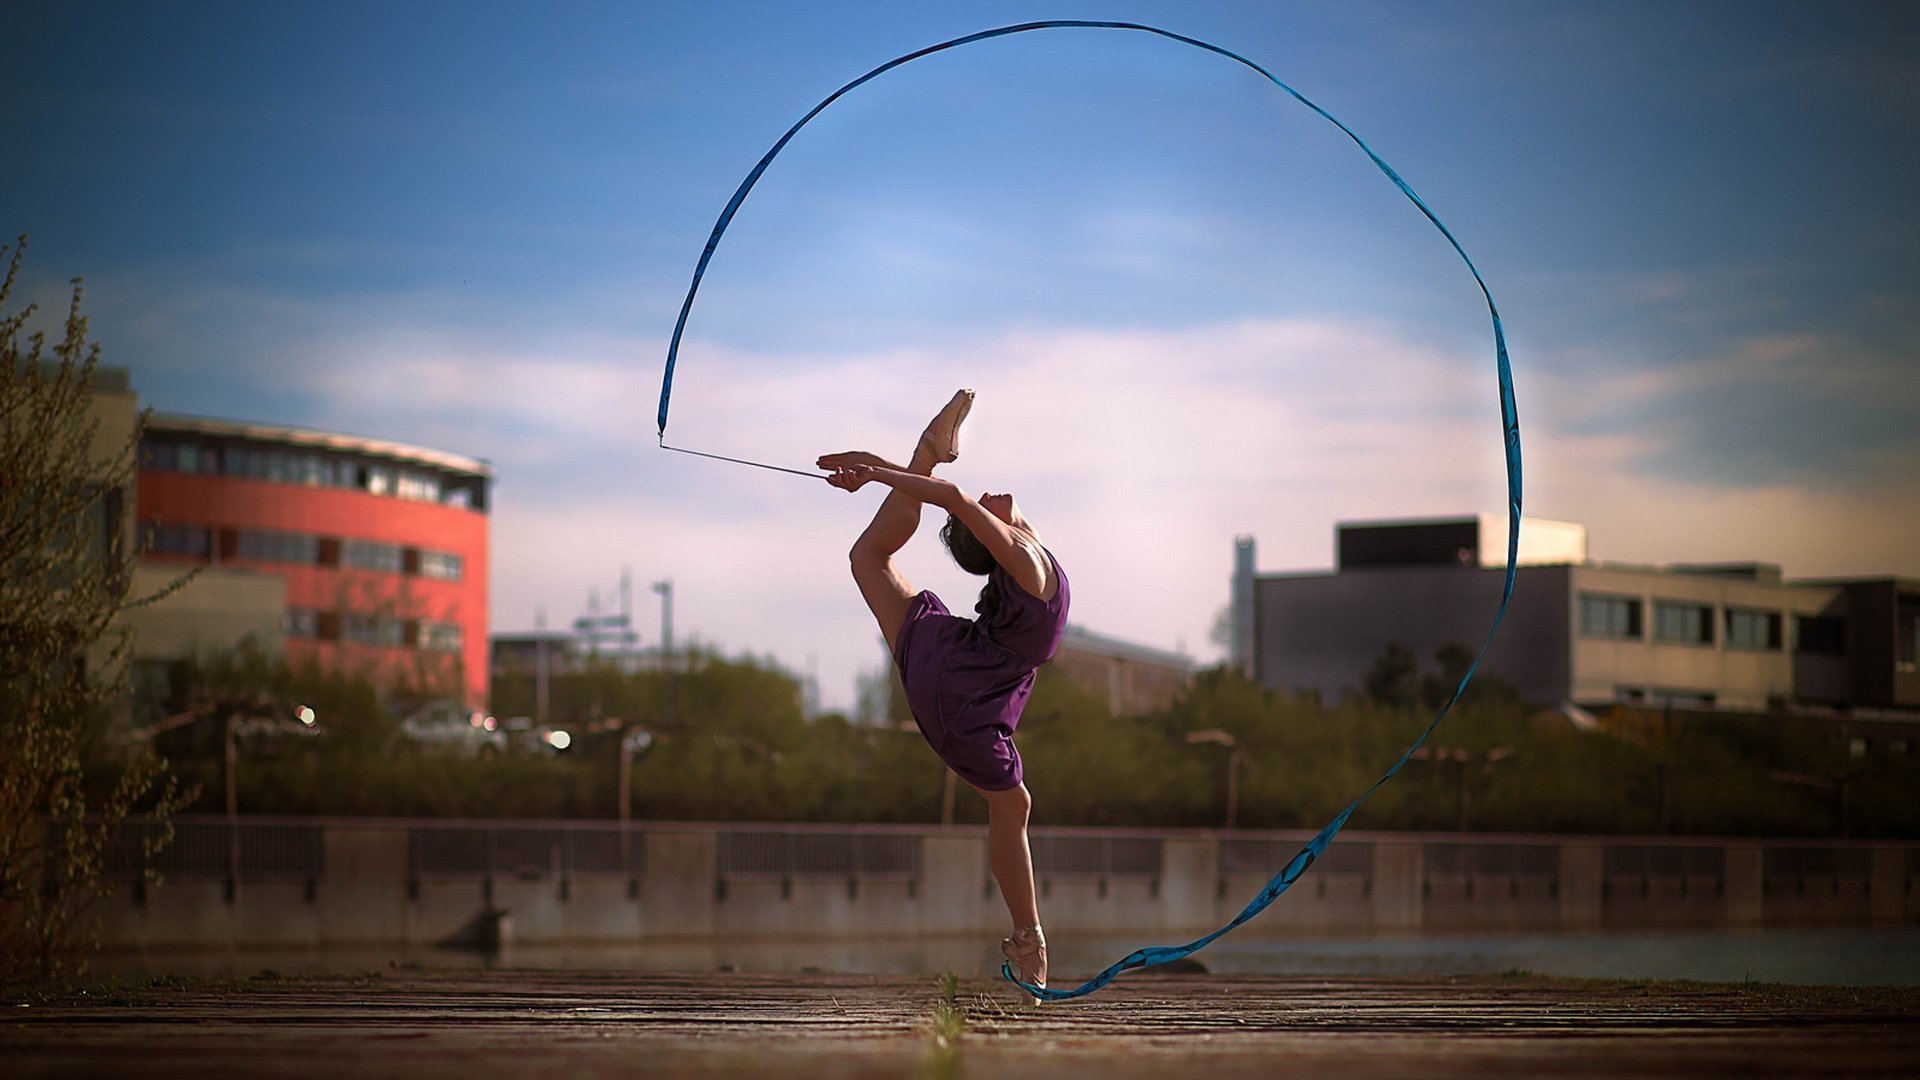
[138,415,492,703]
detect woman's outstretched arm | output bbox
[826,463,1052,601]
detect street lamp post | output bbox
[617,727,653,885]
[535,606,551,726]
[651,579,674,671]
[617,728,653,829]
[223,707,239,900]
[1185,729,1245,830]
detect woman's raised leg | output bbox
[823,390,973,653]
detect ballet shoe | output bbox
[917,389,974,465]
[1001,925,1047,1004]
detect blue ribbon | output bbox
[656,21,1522,1001]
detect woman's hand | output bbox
[817,450,894,471]
[825,464,878,492]
[821,463,963,510]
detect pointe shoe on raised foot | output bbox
[917,389,975,465]
[1001,925,1047,1005]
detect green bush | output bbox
[141,641,1920,838]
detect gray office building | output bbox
[1231,516,1919,718]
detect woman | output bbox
[819,389,1067,998]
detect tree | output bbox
[1360,642,1420,709]
[0,237,192,986]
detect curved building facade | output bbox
[138,415,491,704]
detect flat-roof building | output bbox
[1231,517,1919,719]
[1051,625,1197,718]
[134,412,492,704]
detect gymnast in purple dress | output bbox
[819,390,1066,997]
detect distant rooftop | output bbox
[150,413,491,480]
[1335,514,1588,571]
[1060,625,1195,671]
[1668,562,1785,584]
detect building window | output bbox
[418,550,463,582]
[1578,594,1642,640]
[1724,608,1782,651]
[235,529,320,565]
[343,614,405,647]
[140,437,173,471]
[283,608,320,639]
[418,621,463,652]
[142,522,211,559]
[224,446,264,480]
[1794,616,1845,655]
[1653,602,1713,646]
[145,435,476,509]
[343,539,404,573]
[293,453,336,487]
[395,470,441,503]
[142,438,214,475]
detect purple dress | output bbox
[892,549,1070,791]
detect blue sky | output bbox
[7,0,1916,712]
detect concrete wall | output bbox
[91,819,1920,951]
[126,563,286,661]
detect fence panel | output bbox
[717,830,921,879]
[1031,834,1163,878]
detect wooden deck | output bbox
[5,969,1919,1078]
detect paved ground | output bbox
[4,968,1919,1078]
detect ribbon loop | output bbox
[658,22,1522,1001]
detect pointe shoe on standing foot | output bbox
[1001,925,1047,1004]
[917,389,975,465]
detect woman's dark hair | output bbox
[940,513,1002,619]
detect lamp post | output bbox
[1186,729,1245,830]
[651,579,674,671]
[617,726,653,884]
[617,727,653,829]
[534,606,551,726]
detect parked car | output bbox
[502,715,573,754]
[398,699,506,757]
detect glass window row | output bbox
[141,522,463,582]
[283,608,462,652]
[141,436,482,510]
[1579,592,1833,654]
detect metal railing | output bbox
[1029,833,1162,878]
[1605,844,1726,879]
[717,829,920,878]
[101,818,323,884]
[407,821,646,879]
[85,819,1919,904]
[1222,838,1372,878]
[1763,846,1872,879]
[1426,842,1559,877]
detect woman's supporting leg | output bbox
[981,782,1039,927]
[980,781,1046,993]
